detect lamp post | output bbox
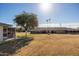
[46,18,51,35]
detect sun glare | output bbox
[39,3,52,12]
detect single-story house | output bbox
[0,22,15,41]
[30,27,79,34]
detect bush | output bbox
[0,37,33,55]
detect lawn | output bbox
[14,33,79,56]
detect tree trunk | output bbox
[25,31,27,38]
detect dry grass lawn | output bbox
[15,33,79,56]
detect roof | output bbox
[38,24,79,29]
[33,27,78,31]
[0,22,12,27]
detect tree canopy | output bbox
[13,12,38,32]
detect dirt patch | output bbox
[14,34,79,56]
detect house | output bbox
[30,27,79,34]
[0,22,15,41]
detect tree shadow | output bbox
[0,38,33,56]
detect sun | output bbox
[39,3,52,12]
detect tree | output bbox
[13,11,38,37]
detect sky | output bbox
[0,3,79,28]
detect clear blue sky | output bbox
[0,3,79,27]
